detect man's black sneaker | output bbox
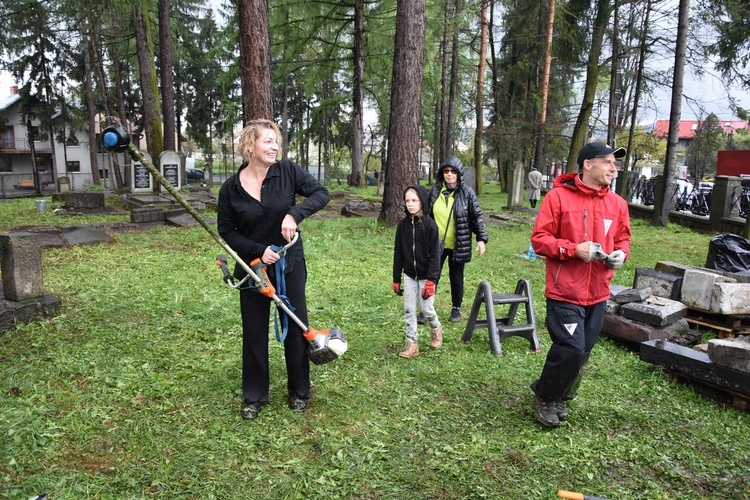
[241,402,262,420]
[289,397,308,413]
[555,400,569,421]
[449,307,462,322]
[532,394,560,428]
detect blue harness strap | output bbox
[270,244,295,342]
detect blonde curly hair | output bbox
[236,119,281,163]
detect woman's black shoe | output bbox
[289,398,308,413]
[241,402,262,420]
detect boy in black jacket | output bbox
[392,185,443,358]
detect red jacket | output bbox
[531,173,631,305]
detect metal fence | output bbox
[626,177,722,218]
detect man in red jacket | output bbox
[530,142,631,428]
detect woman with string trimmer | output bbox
[217,119,331,420]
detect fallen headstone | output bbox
[634,267,683,300]
[619,295,687,327]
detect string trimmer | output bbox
[101,124,348,364]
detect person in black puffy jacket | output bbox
[428,156,489,322]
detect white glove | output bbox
[586,242,608,262]
[605,250,626,270]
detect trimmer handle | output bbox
[216,254,233,285]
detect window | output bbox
[66,161,80,172]
[66,134,79,147]
[1,127,13,148]
[0,156,10,172]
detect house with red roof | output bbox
[653,119,750,148]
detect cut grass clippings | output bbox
[1,184,749,499]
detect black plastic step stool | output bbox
[462,279,541,356]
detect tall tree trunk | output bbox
[618,0,652,198]
[108,16,131,187]
[93,36,124,189]
[238,0,273,121]
[435,0,452,178]
[445,0,461,159]
[607,0,620,147]
[349,0,365,187]
[533,0,555,175]
[159,0,176,152]
[652,0,690,227]
[565,0,610,171]
[473,0,489,195]
[280,5,290,159]
[134,0,164,165]
[83,33,102,186]
[379,0,427,224]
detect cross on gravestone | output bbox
[131,151,154,194]
[159,150,182,193]
[506,161,525,209]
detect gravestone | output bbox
[463,166,477,193]
[131,151,154,194]
[506,161,525,209]
[0,232,44,301]
[159,150,181,193]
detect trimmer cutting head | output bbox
[306,327,348,365]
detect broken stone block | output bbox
[680,268,734,312]
[619,296,688,327]
[634,267,683,300]
[601,313,689,343]
[710,283,750,315]
[610,284,629,300]
[606,300,620,315]
[656,260,750,284]
[707,336,750,372]
[613,286,652,304]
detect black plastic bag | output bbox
[705,233,750,274]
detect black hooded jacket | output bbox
[428,157,488,263]
[393,184,442,283]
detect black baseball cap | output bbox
[577,142,626,169]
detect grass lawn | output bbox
[1,184,749,499]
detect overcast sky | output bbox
[4,68,746,123]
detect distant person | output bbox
[217,119,331,420]
[529,142,631,428]
[392,185,443,357]
[427,157,488,323]
[527,165,543,208]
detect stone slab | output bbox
[707,337,750,372]
[640,339,750,397]
[61,226,113,246]
[64,192,105,209]
[613,286,652,304]
[0,290,61,331]
[680,268,733,312]
[609,284,629,300]
[164,209,213,228]
[711,283,750,315]
[634,267,683,300]
[601,313,688,344]
[619,296,688,327]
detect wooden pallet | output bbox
[684,309,750,338]
[665,370,750,412]
[640,340,750,413]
